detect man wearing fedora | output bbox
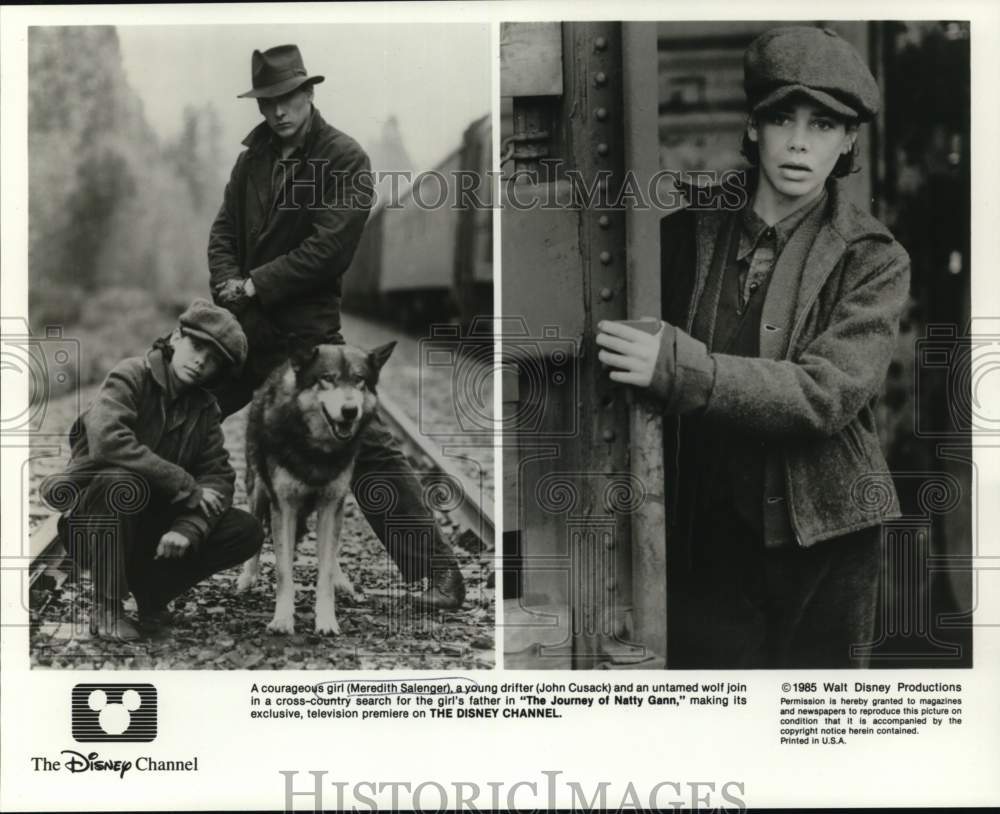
[207,44,466,611]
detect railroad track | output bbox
[377,391,494,551]
[28,397,495,669]
[27,311,495,669]
[28,392,494,591]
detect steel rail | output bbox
[376,392,495,551]
[29,514,67,588]
[28,394,494,585]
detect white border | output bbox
[3,2,1000,810]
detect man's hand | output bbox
[595,319,665,388]
[155,531,192,560]
[214,278,251,309]
[200,487,226,517]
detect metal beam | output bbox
[622,22,668,663]
[561,22,631,669]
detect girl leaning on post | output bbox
[596,26,911,668]
[42,299,264,641]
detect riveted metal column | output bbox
[622,23,667,663]
[562,22,630,669]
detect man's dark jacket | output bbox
[208,108,372,346]
[655,178,911,547]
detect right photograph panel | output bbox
[500,21,972,670]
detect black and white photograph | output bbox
[22,23,495,670]
[3,4,1000,813]
[501,21,974,671]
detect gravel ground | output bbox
[28,313,495,670]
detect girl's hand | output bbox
[595,319,665,388]
[155,531,192,559]
[200,487,226,517]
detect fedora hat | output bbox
[238,44,325,99]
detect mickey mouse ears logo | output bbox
[72,684,157,742]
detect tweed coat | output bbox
[41,348,235,547]
[207,108,372,346]
[654,177,911,546]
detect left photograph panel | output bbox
[24,23,495,670]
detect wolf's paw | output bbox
[333,573,354,591]
[314,616,341,636]
[266,614,295,634]
[235,571,258,594]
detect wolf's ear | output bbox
[368,342,396,373]
[289,344,319,373]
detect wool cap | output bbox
[744,26,880,121]
[177,298,248,374]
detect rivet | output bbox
[595,71,608,86]
[597,142,609,156]
[599,287,613,301]
[599,251,612,265]
[595,107,608,122]
[603,428,615,442]
[598,215,610,229]
[595,36,608,51]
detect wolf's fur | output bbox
[237,341,395,634]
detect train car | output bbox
[500,22,971,669]
[341,114,492,329]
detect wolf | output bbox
[236,341,396,634]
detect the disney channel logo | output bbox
[29,683,198,779]
[30,750,200,779]
[71,682,158,742]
